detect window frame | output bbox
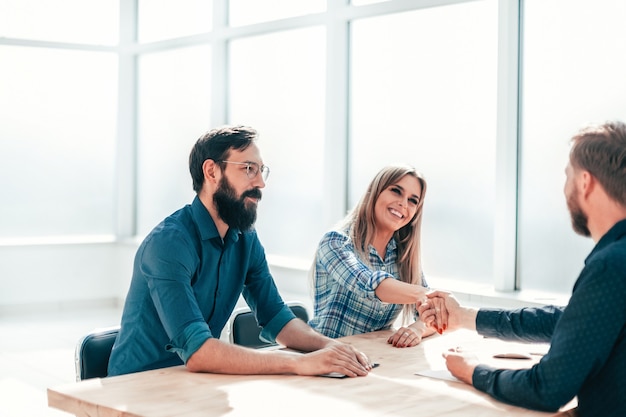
[0,0,527,294]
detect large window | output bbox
[229,0,325,26]
[229,27,326,259]
[136,45,212,235]
[0,46,117,239]
[138,0,213,43]
[3,0,625,298]
[351,0,498,284]
[519,0,626,293]
[0,0,118,44]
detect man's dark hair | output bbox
[189,125,258,193]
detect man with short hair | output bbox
[419,121,626,417]
[108,125,372,377]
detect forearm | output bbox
[275,318,334,352]
[187,324,371,378]
[476,306,561,342]
[375,278,427,304]
[186,337,299,374]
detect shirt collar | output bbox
[190,195,241,243]
[368,236,398,258]
[586,218,626,263]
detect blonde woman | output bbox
[309,165,436,347]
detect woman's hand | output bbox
[387,325,423,348]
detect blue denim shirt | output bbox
[473,219,626,417]
[108,196,295,376]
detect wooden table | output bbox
[48,329,573,416]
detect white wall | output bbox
[0,243,135,313]
[0,242,556,315]
[0,242,316,314]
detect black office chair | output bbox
[74,325,120,381]
[228,302,309,349]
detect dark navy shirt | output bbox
[108,196,295,376]
[473,219,626,417]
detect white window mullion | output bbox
[493,0,521,291]
[116,0,138,238]
[211,0,229,125]
[324,0,351,228]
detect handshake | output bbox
[416,290,479,334]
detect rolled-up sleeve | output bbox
[259,304,296,344]
[166,321,212,363]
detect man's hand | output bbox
[442,349,479,385]
[275,318,372,377]
[295,342,372,377]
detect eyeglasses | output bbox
[219,160,270,181]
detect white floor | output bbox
[0,306,123,417]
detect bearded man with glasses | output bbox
[108,125,373,378]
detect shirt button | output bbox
[381,266,386,271]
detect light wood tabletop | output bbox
[48,329,574,416]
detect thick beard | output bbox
[567,189,590,237]
[213,176,261,231]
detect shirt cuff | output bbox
[259,305,296,344]
[166,321,213,364]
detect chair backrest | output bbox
[229,302,309,349]
[74,325,120,381]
